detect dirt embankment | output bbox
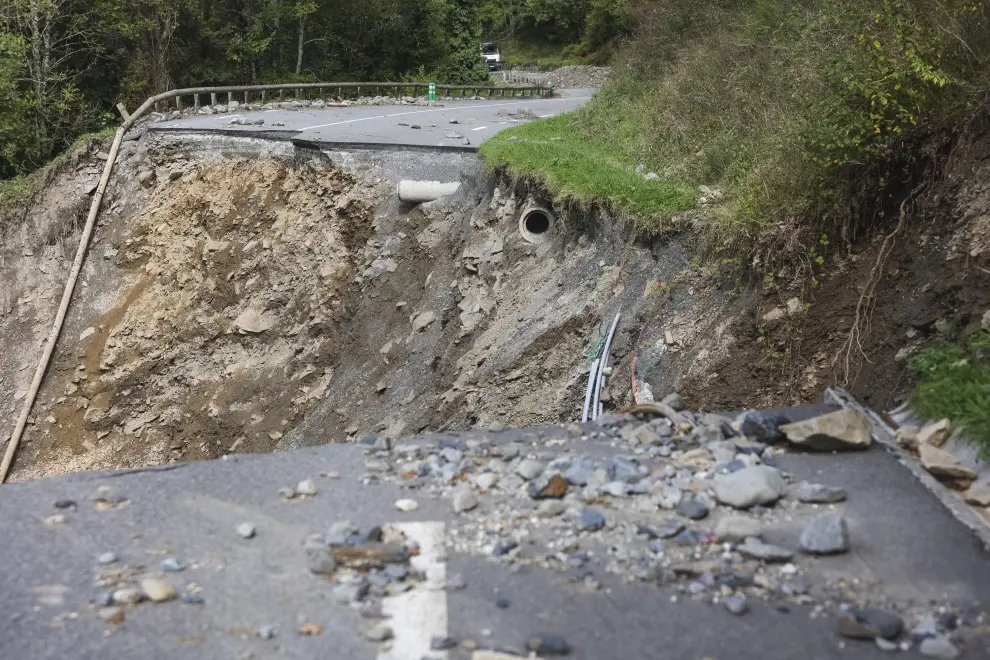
[1,133,739,480]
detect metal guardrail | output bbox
[142,81,551,114]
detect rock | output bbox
[296,479,317,496]
[530,473,569,499]
[875,637,898,651]
[838,609,905,640]
[779,409,872,451]
[737,539,794,562]
[453,490,479,513]
[724,595,748,615]
[112,587,144,605]
[305,540,337,575]
[258,625,277,640]
[920,444,977,482]
[676,497,710,520]
[515,459,545,480]
[632,425,662,445]
[918,419,952,448]
[538,500,567,517]
[714,516,762,542]
[896,425,920,450]
[793,481,847,503]
[140,578,177,602]
[236,522,256,539]
[99,607,125,624]
[738,410,788,442]
[919,636,961,659]
[98,552,119,565]
[714,465,788,509]
[412,311,436,332]
[799,514,850,554]
[607,455,645,483]
[579,508,606,531]
[161,557,186,572]
[234,308,273,334]
[661,392,685,411]
[965,482,990,507]
[476,472,499,490]
[331,544,409,569]
[526,633,571,656]
[364,624,394,641]
[564,457,599,484]
[395,498,419,512]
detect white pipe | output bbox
[397,180,461,203]
[591,312,621,421]
[1,127,126,482]
[581,358,600,423]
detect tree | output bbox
[437,0,489,84]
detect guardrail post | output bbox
[211,92,217,106]
[154,101,160,113]
[194,94,200,109]
[279,88,284,101]
[319,87,324,100]
[175,95,183,111]
[244,91,249,104]
[357,85,361,97]
[261,90,266,103]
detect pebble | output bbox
[476,472,499,490]
[236,522,256,539]
[296,479,317,496]
[277,487,295,498]
[526,633,571,656]
[530,473,569,499]
[799,514,850,555]
[140,578,178,602]
[305,541,338,575]
[919,636,961,659]
[453,490,480,513]
[495,595,510,608]
[579,508,606,532]
[99,607,125,624]
[112,587,144,605]
[493,541,518,556]
[875,638,899,651]
[161,557,186,572]
[258,625,277,640]
[793,481,847,503]
[538,500,567,517]
[676,497,710,520]
[446,574,467,590]
[516,459,545,481]
[724,595,749,615]
[180,592,204,604]
[54,499,76,510]
[43,514,66,525]
[431,636,458,650]
[98,552,119,565]
[395,498,419,512]
[364,623,394,641]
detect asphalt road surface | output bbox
[3,422,990,660]
[153,89,594,149]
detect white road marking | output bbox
[470,126,488,131]
[378,522,448,660]
[298,97,589,131]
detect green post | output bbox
[428,82,437,102]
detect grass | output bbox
[480,112,697,223]
[911,331,990,458]
[0,127,116,215]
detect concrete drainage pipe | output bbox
[519,206,555,243]
[397,180,461,204]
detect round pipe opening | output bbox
[519,206,555,243]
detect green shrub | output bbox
[911,332,990,457]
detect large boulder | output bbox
[779,409,871,451]
[714,465,788,509]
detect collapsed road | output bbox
[2,398,989,659]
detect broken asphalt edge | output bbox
[826,386,990,552]
[147,128,481,153]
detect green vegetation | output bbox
[911,332,990,457]
[480,113,696,221]
[490,0,990,241]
